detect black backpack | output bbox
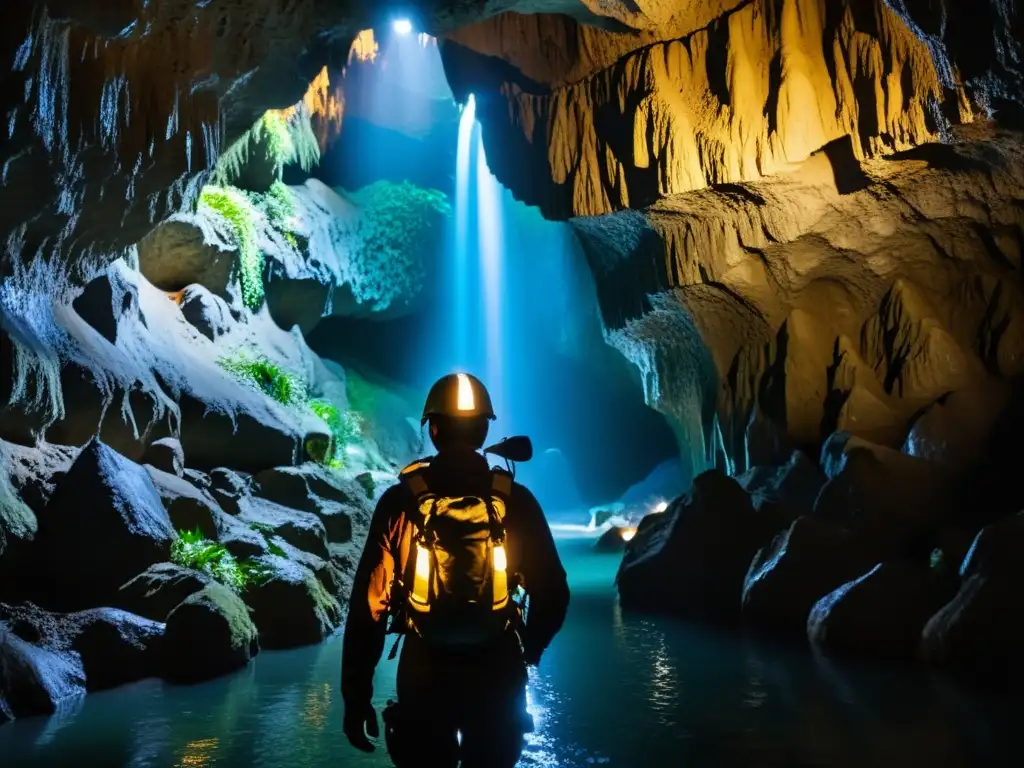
[388,459,521,649]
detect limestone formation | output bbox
[573,127,1024,476]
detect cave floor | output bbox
[0,533,1016,767]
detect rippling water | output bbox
[1,533,1018,767]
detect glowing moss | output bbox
[217,352,306,406]
[171,528,272,593]
[198,185,264,310]
[309,398,362,467]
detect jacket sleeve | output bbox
[341,487,400,711]
[512,485,570,659]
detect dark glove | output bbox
[343,702,379,753]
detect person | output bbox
[341,372,571,767]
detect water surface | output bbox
[1,532,1017,767]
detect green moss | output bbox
[356,472,376,499]
[339,181,451,311]
[171,528,272,593]
[198,185,264,310]
[217,352,306,406]
[308,398,362,466]
[180,582,259,648]
[254,112,295,176]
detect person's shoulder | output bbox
[509,480,542,510]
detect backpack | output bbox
[389,459,521,649]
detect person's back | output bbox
[341,373,570,768]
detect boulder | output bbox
[266,536,347,596]
[742,516,878,636]
[178,284,239,340]
[594,525,633,553]
[902,381,1011,468]
[807,560,951,660]
[737,450,827,515]
[35,439,175,610]
[145,466,268,559]
[162,583,259,683]
[0,626,84,722]
[0,463,37,565]
[617,470,777,623]
[921,512,1024,688]
[138,218,234,296]
[141,437,185,477]
[208,467,251,514]
[814,433,956,555]
[239,497,330,559]
[115,563,212,622]
[71,265,140,345]
[0,602,162,696]
[243,555,342,649]
[177,390,327,474]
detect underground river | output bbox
[0,530,1017,767]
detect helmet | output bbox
[421,373,496,425]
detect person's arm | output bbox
[341,487,399,715]
[512,485,570,664]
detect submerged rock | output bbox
[162,583,259,683]
[807,560,950,660]
[617,470,778,623]
[115,563,212,623]
[920,513,1024,688]
[0,626,84,723]
[35,439,176,610]
[742,516,877,636]
[0,602,162,708]
[244,555,342,649]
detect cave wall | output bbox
[442,0,975,219]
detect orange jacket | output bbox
[341,449,570,710]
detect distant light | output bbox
[653,500,668,513]
[456,373,475,411]
[620,527,637,542]
[393,18,412,35]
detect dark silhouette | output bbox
[342,373,571,767]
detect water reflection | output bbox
[0,536,1018,767]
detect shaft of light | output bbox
[476,126,504,419]
[454,95,475,368]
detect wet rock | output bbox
[267,537,346,596]
[742,516,878,636]
[162,583,259,683]
[239,497,329,560]
[0,626,84,722]
[177,390,327,474]
[737,450,827,515]
[807,561,951,660]
[814,433,956,555]
[115,563,212,622]
[208,468,251,514]
[617,470,777,624]
[146,466,267,559]
[921,513,1024,688]
[0,461,37,565]
[35,439,175,610]
[142,437,185,477]
[0,602,162,698]
[178,284,240,341]
[243,555,342,649]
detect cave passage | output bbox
[0,532,1015,766]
